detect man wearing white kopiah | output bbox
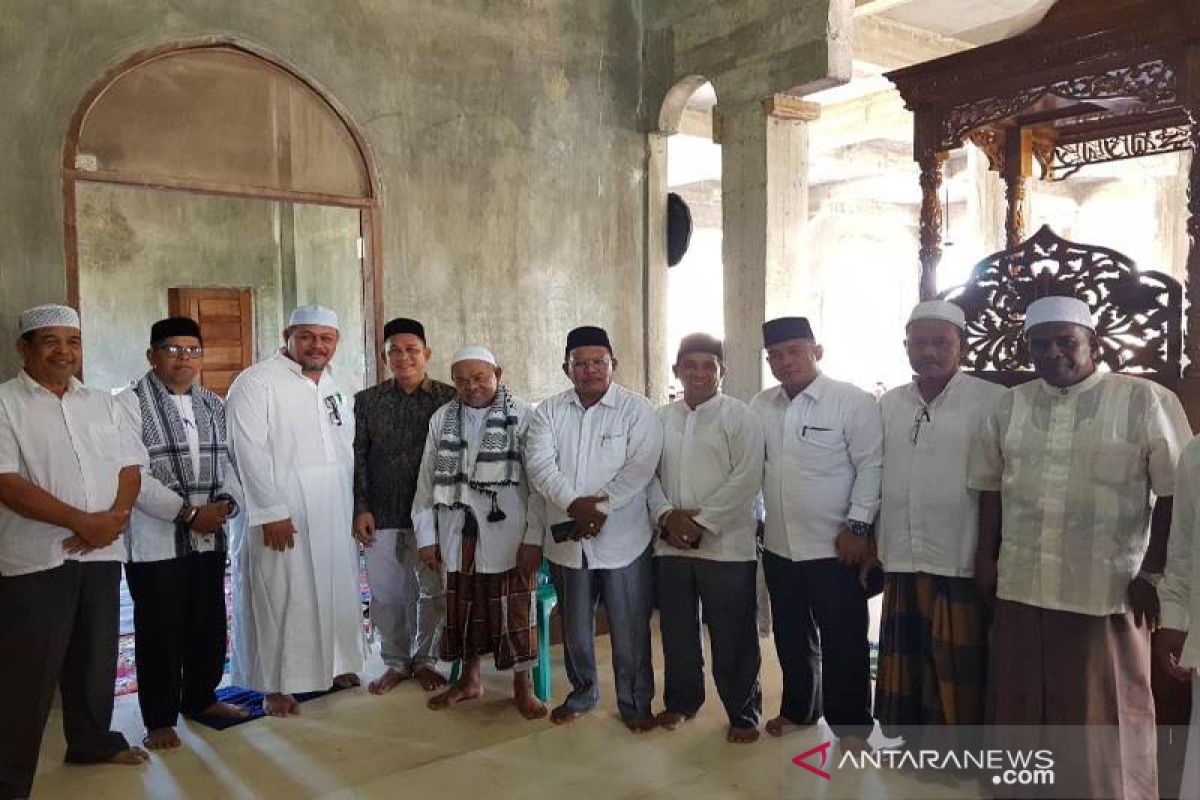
[411,346,548,719]
[225,304,366,717]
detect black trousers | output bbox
[125,551,228,731]
[657,556,761,729]
[0,561,128,800]
[762,552,873,738]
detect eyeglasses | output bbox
[155,345,204,359]
[569,357,612,372]
[911,406,931,445]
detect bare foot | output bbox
[624,716,656,734]
[368,667,412,695]
[654,710,693,731]
[427,678,483,710]
[198,701,249,720]
[514,680,548,720]
[550,704,586,725]
[264,693,300,717]
[414,665,448,691]
[332,672,361,690]
[727,726,760,744]
[142,728,180,750]
[107,747,151,765]
[765,715,807,737]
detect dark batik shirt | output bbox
[353,377,457,529]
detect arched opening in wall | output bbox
[664,80,722,401]
[64,42,382,395]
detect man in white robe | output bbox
[411,346,547,719]
[225,304,367,717]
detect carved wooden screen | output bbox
[938,225,1183,387]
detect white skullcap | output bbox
[450,346,497,367]
[908,300,966,330]
[19,304,80,335]
[1023,296,1094,332]
[287,304,339,330]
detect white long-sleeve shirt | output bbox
[751,374,883,562]
[878,372,1005,577]
[115,387,244,563]
[647,393,763,562]
[412,397,545,573]
[0,371,142,575]
[1163,435,1200,669]
[525,383,663,570]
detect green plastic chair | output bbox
[448,559,557,702]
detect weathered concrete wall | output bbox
[76,182,285,391]
[0,0,645,401]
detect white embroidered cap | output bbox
[451,346,497,367]
[1023,296,1095,332]
[19,304,81,335]
[907,300,966,330]
[287,304,339,330]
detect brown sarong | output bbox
[874,572,988,734]
[988,598,1157,799]
[440,529,536,671]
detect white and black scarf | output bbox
[431,384,522,524]
[134,371,233,556]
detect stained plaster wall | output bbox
[0,0,646,401]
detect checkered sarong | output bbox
[873,572,987,733]
[440,515,536,670]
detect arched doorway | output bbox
[63,41,382,393]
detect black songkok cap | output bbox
[565,325,612,358]
[762,316,815,347]
[384,317,426,343]
[676,332,723,362]
[150,316,202,345]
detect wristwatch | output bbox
[846,519,873,538]
[175,503,199,527]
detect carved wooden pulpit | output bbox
[886,0,1200,375]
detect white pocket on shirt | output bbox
[1091,441,1140,485]
[597,430,627,469]
[88,422,121,460]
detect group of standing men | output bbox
[6,290,1200,799]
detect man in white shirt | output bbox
[750,316,882,751]
[648,333,764,743]
[875,301,1003,740]
[411,346,547,719]
[226,305,367,717]
[117,317,248,750]
[1160,434,1200,799]
[969,296,1190,799]
[526,325,663,732]
[0,304,150,800]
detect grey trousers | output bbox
[550,546,655,721]
[364,528,445,672]
[0,561,129,800]
[657,556,761,729]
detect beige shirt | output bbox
[879,372,1006,577]
[968,372,1190,616]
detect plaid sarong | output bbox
[874,572,988,733]
[440,511,536,670]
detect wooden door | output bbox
[167,288,254,397]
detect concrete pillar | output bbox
[643,133,670,405]
[719,96,818,401]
